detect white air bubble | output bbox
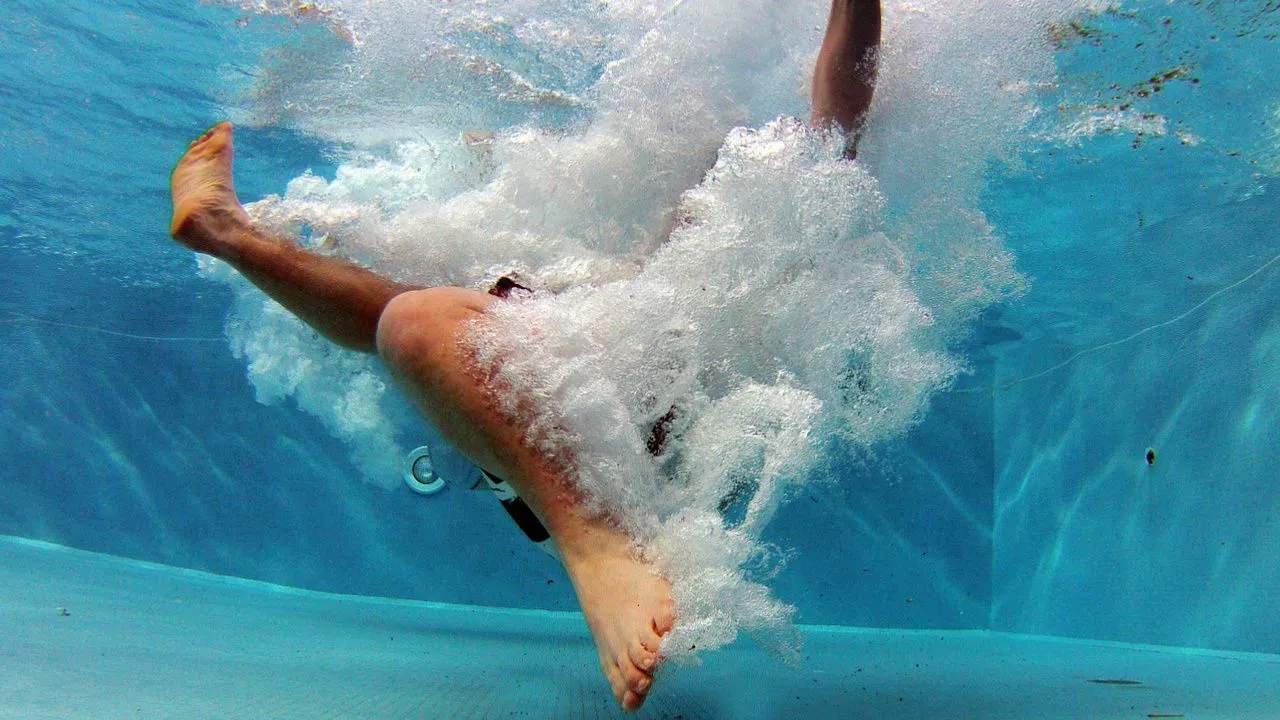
[213,0,1082,658]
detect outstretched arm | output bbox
[811,0,882,158]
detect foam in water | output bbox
[209,0,1079,658]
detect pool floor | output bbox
[2,536,1277,719]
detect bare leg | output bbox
[811,0,882,158]
[170,123,674,712]
[170,122,415,353]
[378,292,675,711]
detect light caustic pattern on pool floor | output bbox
[3,537,1279,719]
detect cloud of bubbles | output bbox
[211,0,1080,657]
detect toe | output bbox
[622,689,648,712]
[651,600,675,637]
[618,657,651,696]
[190,126,217,147]
[640,623,661,653]
[210,121,235,144]
[601,659,628,706]
[628,642,657,675]
[190,122,234,155]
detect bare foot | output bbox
[170,122,252,255]
[560,524,675,713]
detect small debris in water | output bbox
[462,130,495,147]
[1147,715,1185,718]
[1146,448,1157,465]
[1089,678,1144,686]
[57,607,70,617]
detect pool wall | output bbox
[0,307,996,629]
[989,153,1280,653]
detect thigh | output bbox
[375,287,496,392]
[375,287,516,474]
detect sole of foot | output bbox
[169,121,252,255]
[563,530,675,713]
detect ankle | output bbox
[174,207,254,260]
[555,515,640,569]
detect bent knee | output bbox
[375,287,493,365]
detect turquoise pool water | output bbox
[1,0,1277,715]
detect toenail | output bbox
[637,677,650,692]
[641,656,653,669]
